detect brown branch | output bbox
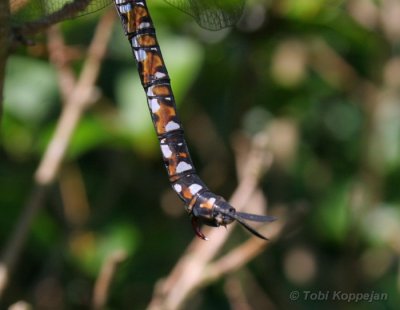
[92,250,128,310]
[226,269,278,310]
[0,185,48,296]
[59,164,91,228]
[203,215,284,285]
[147,128,276,310]
[8,300,32,310]
[224,276,252,310]
[0,0,11,124]
[13,0,92,37]
[46,26,78,101]
[0,9,116,298]
[35,9,115,184]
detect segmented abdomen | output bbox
[115,0,215,213]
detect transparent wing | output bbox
[10,0,245,30]
[164,0,245,30]
[10,0,111,25]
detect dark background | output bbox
[1,0,399,309]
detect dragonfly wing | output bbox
[11,0,244,30]
[235,212,277,223]
[164,0,245,30]
[10,0,111,25]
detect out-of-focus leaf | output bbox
[1,113,35,158]
[31,212,60,249]
[68,115,114,159]
[4,55,59,124]
[322,100,362,142]
[34,114,114,158]
[115,70,156,154]
[160,34,203,102]
[313,183,351,243]
[362,205,400,246]
[69,222,138,276]
[277,0,329,20]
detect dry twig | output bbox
[147,129,279,310]
[46,26,78,101]
[92,250,128,310]
[203,219,283,285]
[224,276,252,310]
[0,10,115,298]
[12,0,92,37]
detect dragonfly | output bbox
[9,0,276,240]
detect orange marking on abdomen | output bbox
[141,53,164,84]
[137,35,157,47]
[154,105,176,134]
[181,187,194,200]
[151,85,172,97]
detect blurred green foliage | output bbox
[1,0,400,309]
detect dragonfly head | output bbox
[190,193,277,240]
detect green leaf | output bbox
[4,55,59,124]
[313,182,351,243]
[70,222,138,276]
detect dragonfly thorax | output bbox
[191,193,235,227]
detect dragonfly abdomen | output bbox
[114,0,275,240]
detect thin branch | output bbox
[0,186,48,296]
[35,9,115,184]
[13,0,92,37]
[0,9,116,298]
[92,250,128,310]
[59,163,91,228]
[195,196,286,303]
[8,300,32,310]
[224,276,252,310]
[226,269,278,310]
[147,128,276,310]
[202,216,284,285]
[47,25,78,101]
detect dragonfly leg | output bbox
[191,217,209,241]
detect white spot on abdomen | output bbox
[149,98,160,113]
[134,49,146,62]
[176,162,192,173]
[147,86,154,97]
[131,36,139,48]
[139,22,151,29]
[161,145,172,158]
[165,121,180,131]
[189,184,202,195]
[209,198,216,205]
[118,4,132,13]
[155,72,166,79]
[173,184,182,192]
